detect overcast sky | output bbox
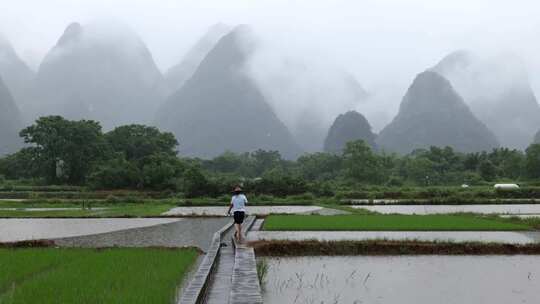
[2,0,540,101]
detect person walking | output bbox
[227,185,248,242]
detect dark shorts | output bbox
[233,211,245,224]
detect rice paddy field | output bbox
[263,214,533,231]
[0,248,198,304]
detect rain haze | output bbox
[1,0,540,155]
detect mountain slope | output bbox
[34,22,164,129]
[377,71,499,154]
[249,53,369,153]
[432,50,540,149]
[533,130,540,145]
[0,36,35,121]
[156,25,301,159]
[0,75,23,155]
[164,23,230,95]
[324,111,377,153]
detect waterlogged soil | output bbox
[162,206,341,216]
[262,255,540,304]
[55,218,231,251]
[0,218,179,242]
[248,231,540,244]
[355,204,540,215]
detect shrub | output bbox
[88,157,141,189]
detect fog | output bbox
[2,0,540,135]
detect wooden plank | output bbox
[204,230,235,304]
[230,216,263,304]
[178,221,233,304]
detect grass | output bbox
[253,240,540,256]
[263,214,533,231]
[0,247,198,304]
[256,258,269,286]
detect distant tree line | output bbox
[1,116,540,197]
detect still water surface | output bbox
[0,218,180,242]
[262,255,540,304]
[163,206,325,216]
[355,204,540,215]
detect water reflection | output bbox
[249,231,540,244]
[355,204,540,215]
[263,255,540,304]
[163,206,325,216]
[0,218,180,242]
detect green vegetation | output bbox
[253,240,540,256]
[2,116,540,199]
[256,258,269,286]
[263,214,532,231]
[0,247,198,304]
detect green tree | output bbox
[142,153,186,189]
[105,125,178,163]
[0,148,39,179]
[250,150,283,177]
[463,153,481,171]
[478,160,497,182]
[19,116,106,184]
[343,140,383,183]
[525,144,540,179]
[205,151,244,173]
[182,166,213,198]
[499,150,525,180]
[297,152,342,181]
[406,157,437,185]
[411,146,463,183]
[88,155,140,189]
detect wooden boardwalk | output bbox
[204,230,235,304]
[178,221,232,304]
[229,216,263,304]
[229,245,263,303]
[179,216,263,304]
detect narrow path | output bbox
[229,216,263,304]
[229,243,263,304]
[202,216,262,304]
[204,229,235,304]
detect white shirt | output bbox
[231,194,248,212]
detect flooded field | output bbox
[0,218,180,242]
[162,206,328,216]
[355,204,540,215]
[56,217,230,250]
[249,230,540,244]
[262,255,540,304]
[500,214,540,219]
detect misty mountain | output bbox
[164,23,230,95]
[324,110,377,153]
[34,22,164,129]
[0,36,35,122]
[534,130,540,145]
[249,55,369,153]
[377,71,499,154]
[0,75,23,155]
[432,50,540,150]
[156,25,301,159]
